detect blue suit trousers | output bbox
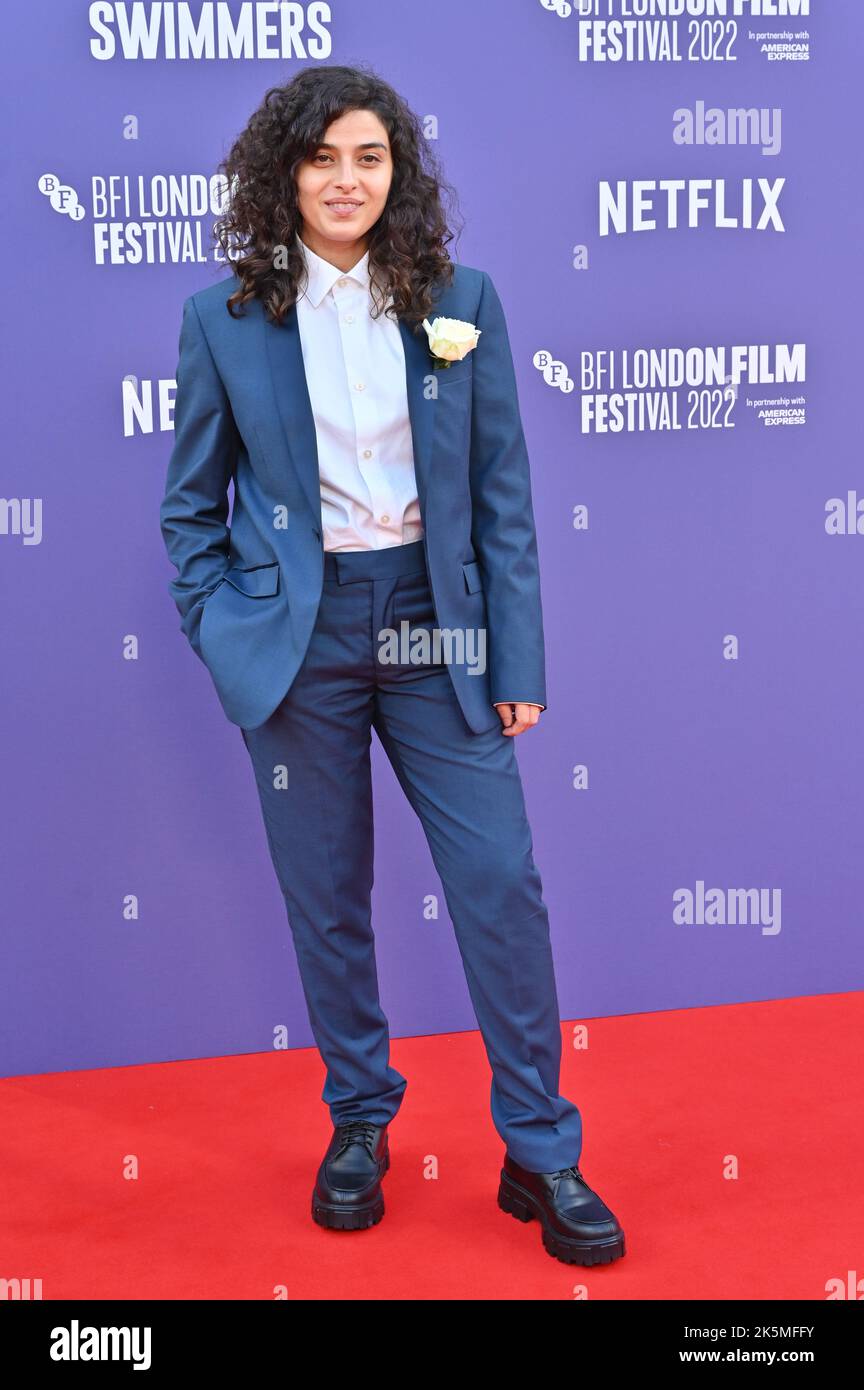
[239,539,583,1172]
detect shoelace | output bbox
[551,1165,583,1181]
[335,1119,379,1152]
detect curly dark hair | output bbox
[212,64,463,331]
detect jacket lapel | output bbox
[261,298,439,530]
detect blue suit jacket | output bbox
[160,263,547,733]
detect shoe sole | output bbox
[311,1148,390,1231]
[497,1170,626,1266]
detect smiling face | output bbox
[295,108,394,270]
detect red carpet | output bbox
[2,993,861,1300]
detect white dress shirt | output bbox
[294,233,423,553]
[293,233,543,712]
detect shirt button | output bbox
[344,314,355,324]
[354,382,365,391]
[337,278,349,287]
[362,448,372,459]
[380,514,390,524]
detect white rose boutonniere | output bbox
[421,316,481,370]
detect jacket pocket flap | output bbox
[462,559,483,594]
[223,562,280,597]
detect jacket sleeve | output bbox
[159,294,238,661]
[468,271,547,710]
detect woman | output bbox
[160,64,624,1267]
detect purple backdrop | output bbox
[3,1,861,1078]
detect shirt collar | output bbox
[296,233,371,308]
